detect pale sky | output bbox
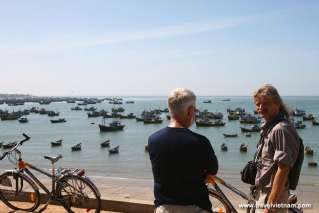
[0,0,318,96]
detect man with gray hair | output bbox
[148,88,218,213]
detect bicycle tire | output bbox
[57,175,101,213]
[0,171,40,212]
[209,189,231,213]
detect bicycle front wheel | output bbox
[57,175,101,213]
[209,189,231,213]
[0,171,40,212]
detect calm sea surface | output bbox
[1,96,318,186]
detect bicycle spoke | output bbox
[0,172,39,211]
[58,176,100,213]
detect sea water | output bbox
[0,96,318,187]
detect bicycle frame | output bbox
[17,160,60,196]
[208,176,255,213]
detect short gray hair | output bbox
[168,88,196,117]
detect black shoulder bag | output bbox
[240,137,264,185]
[240,118,284,185]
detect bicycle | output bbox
[207,176,301,213]
[0,133,101,213]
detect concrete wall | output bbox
[2,191,155,213]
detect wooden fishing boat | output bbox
[51,139,63,147]
[240,143,248,152]
[109,145,120,154]
[221,143,228,152]
[312,120,319,126]
[196,119,225,127]
[294,121,306,129]
[100,139,110,148]
[50,118,66,123]
[223,133,238,138]
[71,143,82,151]
[18,117,28,123]
[99,120,125,132]
[143,117,163,124]
[305,145,314,155]
[240,125,260,132]
[308,161,318,167]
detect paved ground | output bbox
[0,201,119,213]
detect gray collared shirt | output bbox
[255,120,300,190]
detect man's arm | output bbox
[263,163,290,213]
[268,163,289,203]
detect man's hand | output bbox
[205,174,216,184]
[263,208,271,213]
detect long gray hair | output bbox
[253,84,291,120]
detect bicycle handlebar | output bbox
[20,133,30,145]
[0,133,30,160]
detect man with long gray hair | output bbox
[253,84,301,213]
[148,88,218,213]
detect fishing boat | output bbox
[221,143,228,151]
[240,143,248,152]
[203,100,212,103]
[71,106,82,111]
[47,111,60,117]
[71,143,82,151]
[312,120,319,126]
[308,161,318,167]
[196,119,225,127]
[143,117,163,124]
[294,121,306,129]
[109,145,120,154]
[18,117,28,123]
[240,114,260,124]
[100,139,110,148]
[50,118,66,123]
[120,113,136,119]
[0,113,20,121]
[305,145,314,155]
[240,125,260,133]
[228,113,239,121]
[51,139,63,147]
[293,108,306,117]
[135,117,144,122]
[303,114,315,121]
[223,133,238,138]
[99,120,125,132]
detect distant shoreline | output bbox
[1,94,319,99]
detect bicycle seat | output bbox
[44,154,62,164]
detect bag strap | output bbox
[253,117,285,162]
[253,136,265,162]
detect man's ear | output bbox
[188,105,194,116]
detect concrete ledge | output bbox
[101,199,154,213]
[2,191,155,213]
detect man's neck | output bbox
[169,117,188,128]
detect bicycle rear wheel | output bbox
[0,171,40,212]
[57,175,101,213]
[209,189,231,213]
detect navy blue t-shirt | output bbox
[148,127,218,212]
